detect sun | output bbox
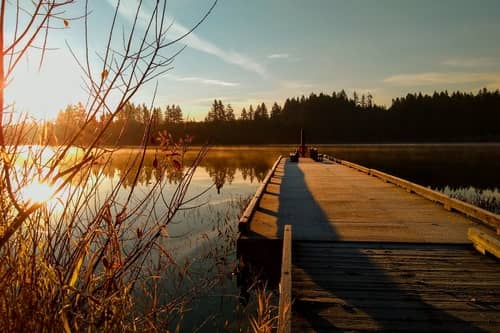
[19,180,56,204]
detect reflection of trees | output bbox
[82,151,185,188]
[201,151,275,192]
[80,149,278,190]
[240,166,266,184]
[206,165,235,194]
[111,160,184,188]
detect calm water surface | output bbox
[81,144,500,330]
[181,143,500,190]
[318,143,500,189]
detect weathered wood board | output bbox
[248,158,475,243]
[237,157,500,332]
[292,242,500,332]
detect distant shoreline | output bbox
[110,142,500,150]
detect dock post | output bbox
[278,225,292,333]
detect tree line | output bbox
[9,88,500,146]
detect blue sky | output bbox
[7,0,500,120]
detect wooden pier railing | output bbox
[237,156,500,333]
[238,155,500,331]
[323,154,500,235]
[238,156,282,234]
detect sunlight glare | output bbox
[20,180,56,204]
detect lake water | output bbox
[93,143,498,331]
[317,143,500,189]
[15,144,496,331]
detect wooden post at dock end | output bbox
[299,128,306,157]
[278,225,292,333]
[468,227,500,259]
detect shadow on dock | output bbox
[281,160,491,332]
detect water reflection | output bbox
[8,144,498,331]
[79,148,278,331]
[204,155,271,193]
[91,148,278,192]
[90,144,500,216]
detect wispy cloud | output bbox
[383,72,500,86]
[267,53,300,62]
[167,74,239,87]
[174,25,268,78]
[281,80,314,89]
[105,0,268,78]
[442,57,498,68]
[268,53,290,59]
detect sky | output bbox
[6,0,500,120]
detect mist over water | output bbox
[84,143,499,330]
[97,143,499,261]
[318,143,500,190]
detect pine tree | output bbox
[240,107,248,121]
[353,91,359,106]
[260,102,269,120]
[164,105,171,124]
[270,102,281,120]
[205,100,218,122]
[172,105,183,123]
[248,105,254,121]
[216,100,226,121]
[366,93,373,108]
[254,104,262,120]
[141,103,150,124]
[226,104,235,121]
[152,106,162,127]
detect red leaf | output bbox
[172,159,181,171]
[101,69,108,80]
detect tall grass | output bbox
[0,1,232,330]
[248,284,279,333]
[0,130,219,331]
[438,186,500,214]
[1,134,277,331]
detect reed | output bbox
[0,136,215,331]
[248,283,279,333]
[439,186,500,214]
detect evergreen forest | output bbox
[10,88,500,146]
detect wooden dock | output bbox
[237,156,500,332]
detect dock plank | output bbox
[247,158,475,243]
[238,157,500,332]
[292,242,500,332]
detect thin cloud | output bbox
[268,53,290,59]
[168,74,239,87]
[383,72,500,86]
[442,57,498,68]
[106,0,268,78]
[174,25,268,78]
[268,53,300,62]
